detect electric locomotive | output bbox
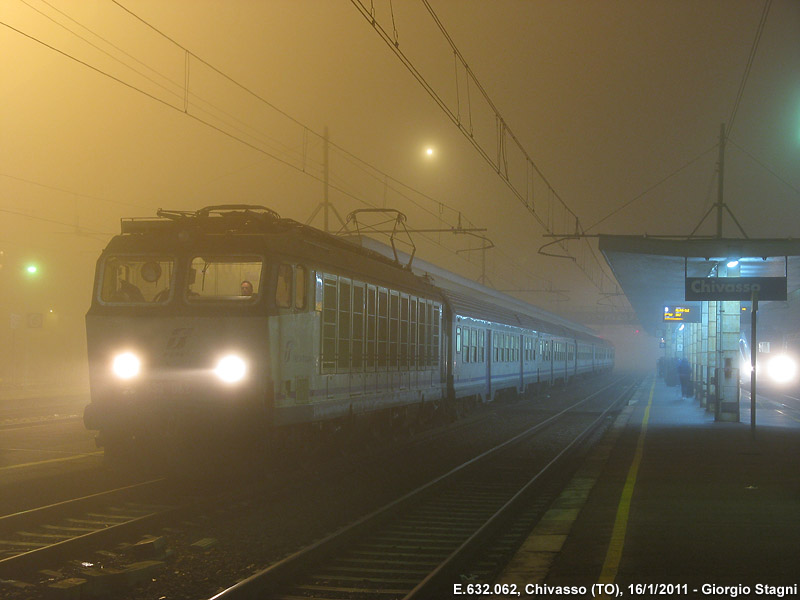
[83,205,613,461]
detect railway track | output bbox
[0,478,175,578]
[210,375,640,600]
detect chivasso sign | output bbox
[684,277,787,301]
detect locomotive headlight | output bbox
[112,352,141,380]
[214,354,247,384]
[767,354,797,384]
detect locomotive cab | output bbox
[84,207,285,460]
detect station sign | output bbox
[663,305,700,323]
[685,277,787,301]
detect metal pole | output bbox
[323,126,329,233]
[716,123,725,238]
[750,290,758,439]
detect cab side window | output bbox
[295,265,307,309]
[276,264,292,308]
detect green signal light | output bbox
[26,265,38,274]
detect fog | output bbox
[1,0,798,379]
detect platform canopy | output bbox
[598,235,800,336]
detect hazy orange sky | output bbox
[2,1,799,374]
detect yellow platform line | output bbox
[0,451,103,472]
[598,378,654,584]
[495,380,645,591]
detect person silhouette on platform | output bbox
[678,357,692,398]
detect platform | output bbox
[498,375,800,598]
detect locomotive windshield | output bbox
[100,255,174,304]
[186,256,263,302]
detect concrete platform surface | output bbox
[498,375,800,599]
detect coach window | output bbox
[425,302,433,367]
[400,295,409,369]
[366,285,377,370]
[479,330,485,362]
[377,288,388,368]
[389,291,399,369]
[338,279,352,370]
[276,264,292,308]
[352,282,364,370]
[321,274,337,372]
[419,301,427,367]
[409,298,418,369]
[470,328,477,363]
[456,326,462,356]
[433,306,440,365]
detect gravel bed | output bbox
[1,376,620,599]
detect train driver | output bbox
[240,280,254,296]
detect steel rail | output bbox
[208,375,636,600]
[0,478,171,577]
[405,377,641,598]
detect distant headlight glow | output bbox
[112,352,141,380]
[214,354,247,384]
[767,354,797,384]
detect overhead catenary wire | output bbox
[24,0,486,233]
[589,1,784,239]
[351,0,619,296]
[2,2,557,293]
[585,144,719,233]
[727,137,800,199]
[727,0,772,137]
[0,173,142,210]
[0,206,112,237]
[22,0,183,101]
